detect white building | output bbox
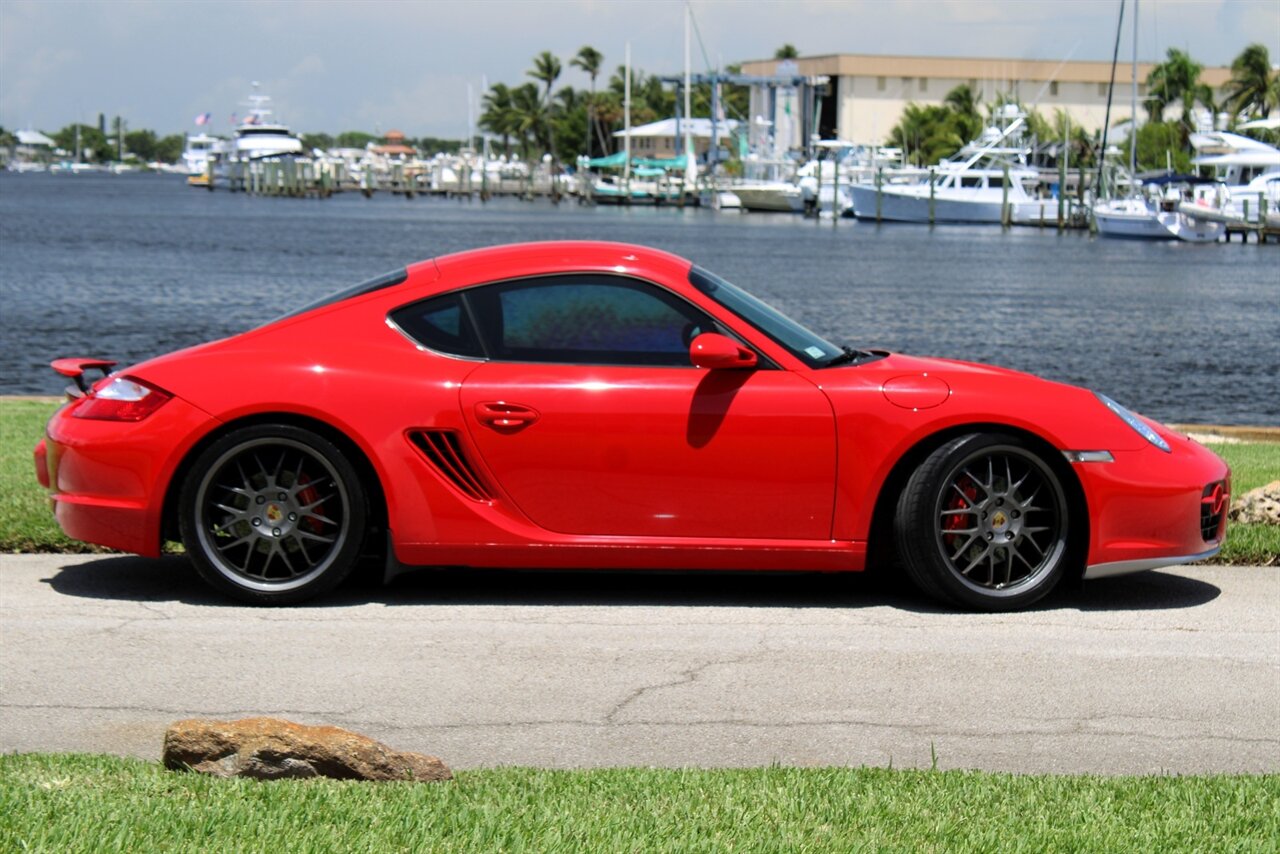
[739,54,1232,146]
[613,117,741,159]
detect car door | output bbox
[416,273,837,540]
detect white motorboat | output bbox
[733,181,804,212]
[1093,194,1225,243]
[850,105,1042,223]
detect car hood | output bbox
[816,352,1161,452]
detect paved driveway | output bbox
[1,554,1276,774]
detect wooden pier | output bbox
[200,158,570,201]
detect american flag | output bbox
[194,112,212,126]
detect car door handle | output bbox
[475,402,540,430]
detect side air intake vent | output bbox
[408,430,495,502]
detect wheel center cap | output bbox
[265,503,284,524]
[991,510,1008,529]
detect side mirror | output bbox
[689,332,758,370]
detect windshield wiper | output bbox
[823,345,875,368]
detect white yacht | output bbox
[1190,131,1280,219]
[850,105,1042,223]
[211,83,304,176]
[181,133,221,176]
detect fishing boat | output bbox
[849,105,1041,223]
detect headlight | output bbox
[1095,393,1171,453]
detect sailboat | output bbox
[1092,0,1225,242]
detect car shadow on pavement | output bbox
[42,555,1221,613]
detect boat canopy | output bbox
[586,151,629,168]
[585,153,688,171]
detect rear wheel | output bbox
[895,433,1071,611]
[178,424,367,605]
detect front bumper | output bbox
[36,394,213,556]
[1084,545,1221,579]
[1073,431,1229,578]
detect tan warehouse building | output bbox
[739,54,1232,145]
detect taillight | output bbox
[72,377,172,422]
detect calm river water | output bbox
[1,172,1276,424]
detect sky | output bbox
[2,0,1277,140]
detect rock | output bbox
[163,717,451,782]
[1229,480,1280,526]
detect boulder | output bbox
[163,717,451,782]
[1229,480,1280,526]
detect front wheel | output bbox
[178,424,367,605]
[895,433,1073,611]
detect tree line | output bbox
[477,47,750,165]
[6,42,1274,171]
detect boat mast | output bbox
[1096,0,1126,200]
[1130,0,1138,187]
[683,2,693,180]
[624,42,632,194]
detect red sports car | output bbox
[34,241,1229,610]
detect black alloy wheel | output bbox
[895,433,1073,611]
[179,424,367,605]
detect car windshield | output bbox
[688,266,843,368]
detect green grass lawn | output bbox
[3,398,1277,563]
[2,754,1276,852]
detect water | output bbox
[1,172,1276,424]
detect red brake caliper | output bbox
[296,474,324,534]
[943,476,978,552]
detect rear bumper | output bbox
[1075,432,1229,576]
[37,395,213,556]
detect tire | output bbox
[178,424,367,605]
[895,433,1072,611]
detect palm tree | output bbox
[571,46,604,159]
[943,83,983,142]
[774,44,799,60]
[508,82,545,162]
[480,83,516,157]
[528,51,562,106]
[527,52,562,194]
[1225,43,1278,119]
[1145,48,1203,126]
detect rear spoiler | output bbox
[51,358,117,396]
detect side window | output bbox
[389,293,484,358]
[468,276,717,366]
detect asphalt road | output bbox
[1,554,1276,775]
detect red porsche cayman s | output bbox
[34,242,1229,609]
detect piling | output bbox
[832,158,840,225]
[875,167,883,223]
[928,167,936,224]
[1001,165,1011,229]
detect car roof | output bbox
[425,241,695,291]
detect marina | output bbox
[0,171,1275,427]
